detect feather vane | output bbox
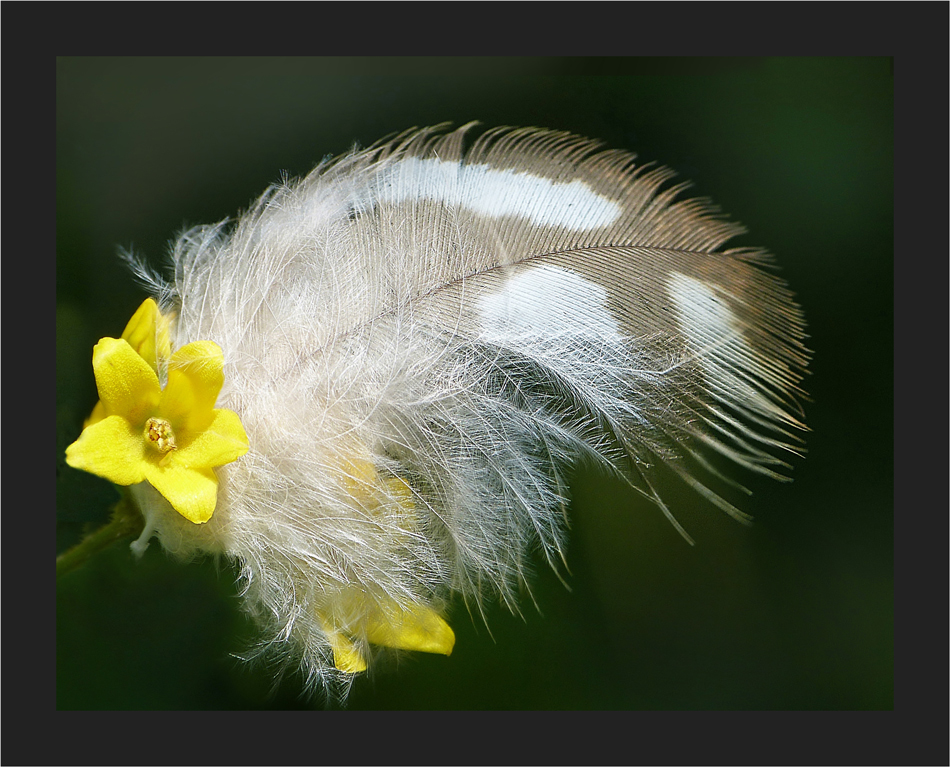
[114,124,808,693]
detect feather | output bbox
[117,123,808,695]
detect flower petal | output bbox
[325,630,368,674]
[93,337,161,424]
[160,341,225,431]
[174,408,249,469]
[145,465,219,524]
[364,601,455,656]
[65,415,149,486]
[121,298,171,375]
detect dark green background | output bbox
[56,57,893,710]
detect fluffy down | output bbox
[125,124,808,695]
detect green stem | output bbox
[56,492,144,578]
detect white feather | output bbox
[124,124,809,695]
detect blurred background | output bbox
[56,57,893,710]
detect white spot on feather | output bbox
[668,272,775,414]
[668,273,737,350]
[376,157,621,230]
[479,264,623,343]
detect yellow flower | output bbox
[318,452,455,673]
[66,327,249,524]
[320,590,456,674]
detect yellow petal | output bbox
[92,337,161,424]
[365,601,455,656]
[326,631,368,674]
[339,449,418,537]
[65,415,149,486]
[385,476,414,508]
[385,476,418,534]
[121,298,171,374]
[174,408,249,469]
[161,341,225,431]
[145,465,219,524]
[341,453,379,498]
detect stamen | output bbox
[145,417,177,453]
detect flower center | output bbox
[145,417,177,453]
